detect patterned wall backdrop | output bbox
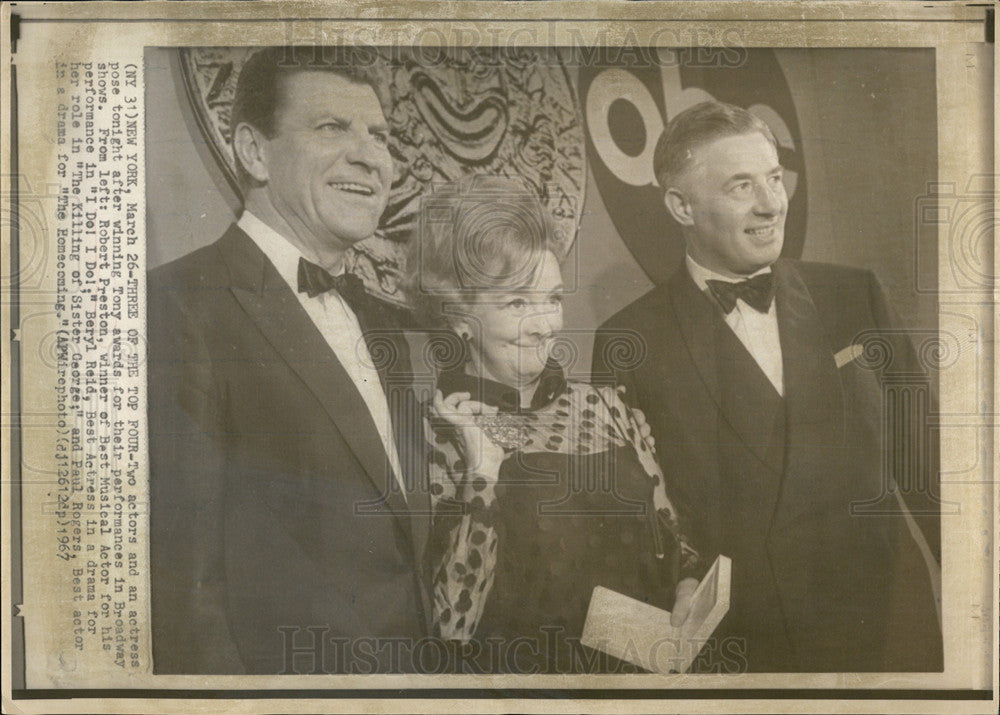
[178,47,586,303]
[179,47,805,298]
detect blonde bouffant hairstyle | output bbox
[404,174,561,330]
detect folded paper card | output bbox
[580,554,731,674]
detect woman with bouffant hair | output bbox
[404,175,704,673]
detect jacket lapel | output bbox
[771,259,847,527]
[669,269,782,470]
[217,227,412,526]
[668,269,723,410]
[351,294,432,558]
[394,385,432,557]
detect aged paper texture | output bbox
[2,1,997,713]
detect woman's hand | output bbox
[601,385,657,450]
[618,386,656,450]
[670,577,699,627]
[632,406,655,449]
[432,390,506,475]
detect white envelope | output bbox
[581,554,731,674]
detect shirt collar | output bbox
[437,358,567,413]
[238,211,344,292]
[685,252,773,293]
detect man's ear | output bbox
[663,187,694,227]
[232,122,270,184]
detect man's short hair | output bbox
[230,46,384,189]
[653,100,778,191]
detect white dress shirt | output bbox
[239,211,407,497]
[686,254,784,397]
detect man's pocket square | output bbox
[835,344,864,368]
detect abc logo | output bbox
[579,48,807,284]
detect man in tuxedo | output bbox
[593,101,942,672]
[148,47,429,674]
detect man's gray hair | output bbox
[653,100,778,191]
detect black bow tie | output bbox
[705,273,775,313]
[297,257,366,309]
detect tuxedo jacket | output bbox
[148,225,431,674]
[593,259,942,672]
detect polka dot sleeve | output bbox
[425,415,500,641]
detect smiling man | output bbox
[147,47,428,674]
[593,101,942,672]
